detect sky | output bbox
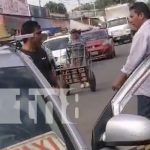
[27,0,95,11]
[27,0,149,11]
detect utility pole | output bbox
[39,0,41,7]
[77,0,82,22]
[39,0,42,16]
[92,2,96,17]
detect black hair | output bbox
[21,20,41,43]
[130,2,150,19]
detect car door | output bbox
[92,56,150,150]
[0,50,88,150]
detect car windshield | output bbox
[82,30,108,42]
[44,37,69,51]
[0,66,65,149]
[107,17,127,28]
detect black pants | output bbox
[137,95,150,119]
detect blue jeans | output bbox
[137,95,150,119]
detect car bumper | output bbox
[90,49,113,60]
[113,34,132,42]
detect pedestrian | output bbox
[21,20,59,89]
[68,29,84,66]
[68,29,89,88]
[112,2,150,118]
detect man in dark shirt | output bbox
[21,20,59,88]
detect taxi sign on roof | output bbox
[4,132,67,150]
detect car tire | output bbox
[89,71,96,92]
[109,50,116,59]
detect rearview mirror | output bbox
[105,114,150,146]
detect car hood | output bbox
[52,49,66,58]
[86,39,105,46]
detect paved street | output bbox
[66,43,137,148]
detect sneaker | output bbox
[80,83,85,88]
[84,82,90,87]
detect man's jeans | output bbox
[137,95,150,119]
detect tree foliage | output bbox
[95,0,135,9]
[45,1,67,14]
[73,0,136,11]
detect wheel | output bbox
[111,50,116,58]
[88,71,96,92]
[59,75,71,96]
[64,83,71,96]
[109,50,116,59]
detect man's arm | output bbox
[112,32,148,91]
[112,72,128,91]
[50,69,60,88]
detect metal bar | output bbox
[0,34,34,42]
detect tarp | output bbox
[69,20,93,31]
[43,27,61,36]
[33,18,53,29]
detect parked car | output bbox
[82,29,116,60]
[43,34,70,69]
[0,44,150,150]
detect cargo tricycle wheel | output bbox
[89,71,96,92]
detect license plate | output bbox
[91,51,98,55]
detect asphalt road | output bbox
[66,43,137,148]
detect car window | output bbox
[82,31,108,42]
[0,66,66,149]
[44,37,69,51]
[107,17,127,28]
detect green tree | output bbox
[81,3,93,10]
[95,0,135,9]
[72,3,93,11]
[45,1,67,14]
[57,3,67,13]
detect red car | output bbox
[82,29,116,60]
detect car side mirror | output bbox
[105,114,150,146]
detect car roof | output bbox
[44,34,70,43]
[81,28,108,35]
[0,46,25,68]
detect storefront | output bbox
[0,0,31,37]
[4,15,31,34]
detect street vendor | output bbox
[68,29,84,66]
[68,29,89,88]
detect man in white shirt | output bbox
[112,2,150,118]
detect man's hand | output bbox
[112,73,128,91]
